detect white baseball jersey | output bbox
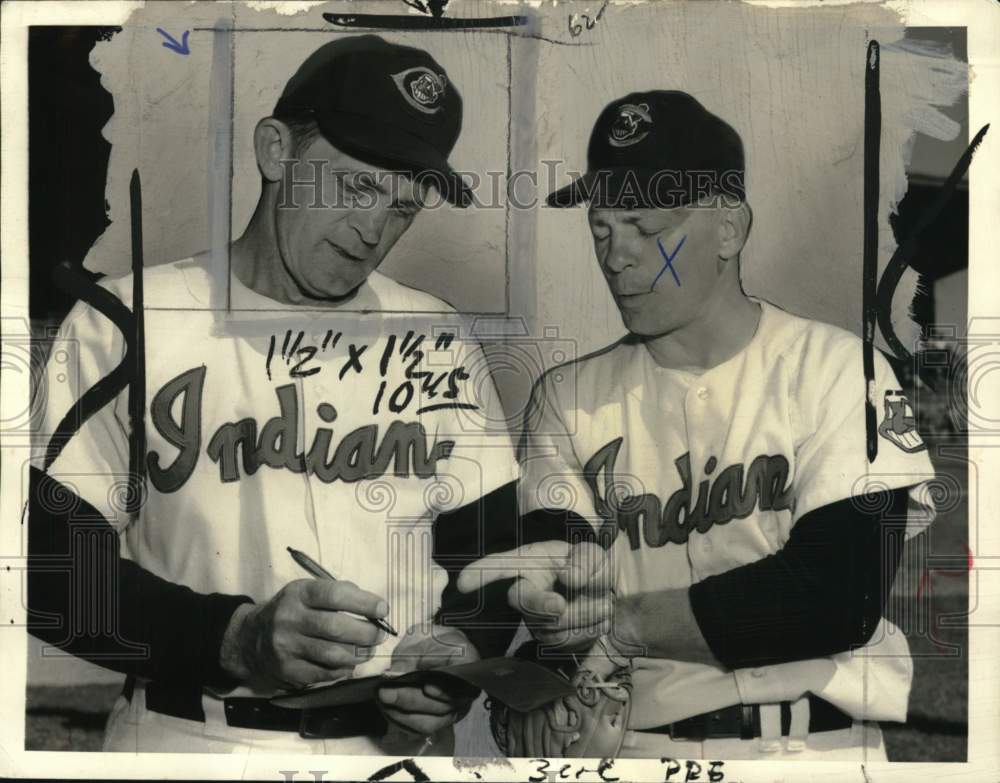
[520,298,936,731]
[35,255,517,753]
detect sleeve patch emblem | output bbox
[878,390,927,453]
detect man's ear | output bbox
[254,118,295,183]
[718,201,753,260]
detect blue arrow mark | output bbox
[652,234,686,290]
[156,28,190,55]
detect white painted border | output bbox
[2,0,997,780]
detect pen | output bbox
[287,546,398,637]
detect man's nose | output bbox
[349,203,391,247]
[602,233,638,274]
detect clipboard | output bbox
[270,657,576,713]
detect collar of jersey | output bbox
[642,298,770,380]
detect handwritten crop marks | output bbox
[265,330,474,417]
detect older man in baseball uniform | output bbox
[460,91,936,760]
[29,35,532,755]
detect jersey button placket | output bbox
[684,385,707,577]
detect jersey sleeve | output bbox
[32,296,132,531]
[790,334,936,538]
[517,369,599,523]
[423,338,519,516]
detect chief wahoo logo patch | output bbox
[878,390,927,453]
[609,102,651,147]
[392,67,447,114]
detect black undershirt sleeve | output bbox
[27,467,253,688]
[688,487,909,670]
[28,470,584,682]
[432,483,581,659]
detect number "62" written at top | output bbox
[568,0,609,37]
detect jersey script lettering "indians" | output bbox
[145,366,455,492]
[583,437,793,549]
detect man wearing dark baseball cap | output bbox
[544,90,754,339]
[232,34,473,307]
[460,91,934,761]
[31,34,534,756]
[480,90,928,761]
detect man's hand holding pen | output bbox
[286,546,398,637]
[220,578,393,691]
[219,547,398,690]
[217,547,476,739]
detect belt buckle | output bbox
[298,708,318,739]
[298,706,350,739]
[705,707,744,739]
[669,707,748,741]
[298,703,389,739]
[668,716,706,742]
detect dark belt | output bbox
[640,694,854,742]
[123,676,387,739]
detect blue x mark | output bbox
[652,235,686,290]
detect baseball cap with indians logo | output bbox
[274,35,471,206]
[547,90,745,210]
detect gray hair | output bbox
[273,109,323,158]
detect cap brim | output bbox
[546,172,595,208]
[317,112,473,207]
[547,167,711,210]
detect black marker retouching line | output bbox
[127,170,147,518]
[862,40,880,464]
[876,123,989,367]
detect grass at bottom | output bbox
[25,682,120,751]
[882,593,968,762]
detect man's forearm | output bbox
[28,467,253,686]
[613,588,719,666]
[432,486,576,659]
[612,489,908,671]
[218,603,256,681]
